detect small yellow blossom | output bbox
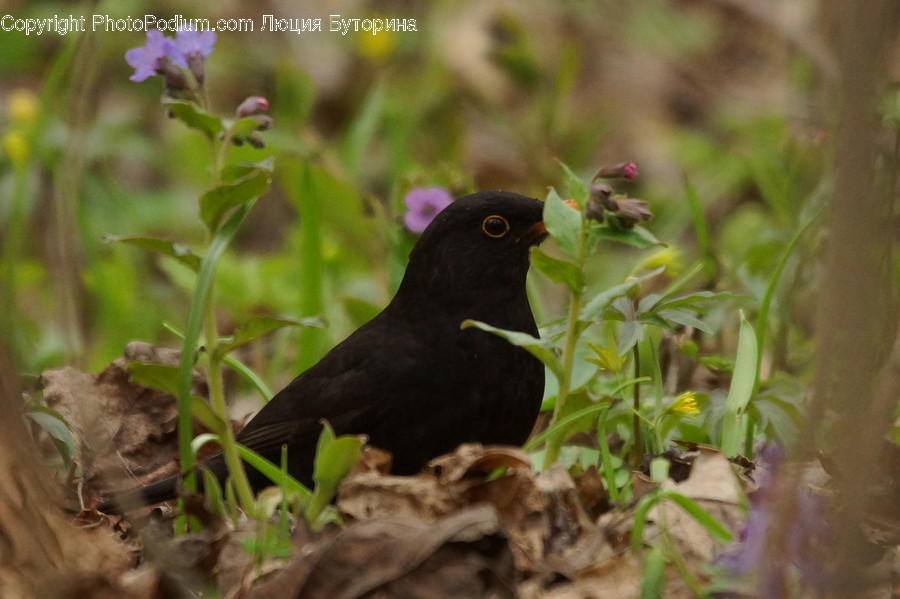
[635,246,684,278]
[357,20,397,62]
[587,342,626,372]
[667,391,700,416]
[2,131,29,169]
[8,88,38,125]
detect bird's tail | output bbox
[95,474,180,514]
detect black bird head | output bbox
[396,191,547,299]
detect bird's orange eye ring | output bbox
[482,215,510,238]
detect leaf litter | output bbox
[27,345,900,598]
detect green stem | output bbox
[202,129,257,516]
[176,124,257,521]
[0,168,30,361]
[631,343,643,469]
[597,408,620,502]
[544,226,587,468]
[203,291,257,516]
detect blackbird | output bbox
[99,190,548,512]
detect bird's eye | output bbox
[481,215,510,238]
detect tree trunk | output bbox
[0,346,135,599]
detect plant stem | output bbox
[200,127,258,517]
[203,287,257,517]
[544,224,586,468]
[597,407,620,502]
[631,343,642,469]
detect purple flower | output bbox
[716,446,831,595]
[167,27,216,84]
[168,26,216,67]
[125,30,171,82]
[403,188,453,233]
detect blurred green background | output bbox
[0,0,844,393]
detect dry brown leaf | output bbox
[41,342,207,506]
[250,504,516,599]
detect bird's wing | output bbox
[232,315,421,458]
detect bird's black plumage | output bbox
[99,191,548,512]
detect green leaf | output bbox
[199,161,272,231]
[530,246,584,291]
[556,159,588,205]
[748,394,801,446]
[631,492,662,550]
[229,116,264,138]
[462,319,563,378]
[655,290,738,313]
[24,406,75,460]
[755,210,820,368]
[189,396,228,434]
[162,98,224,139]
[618,320,645,356]
[216,316,323,358]
[190,433,221,458]
[190,434,312,503]
[240,444,311,499]
[224,356,274,401]
[721,313,759,456]
[341,82,386,174]
[126,362,180,395]
[543,187,583,258]
[105,235,201,272]
[306,421,365,530]
[636,293,663,315]
[683,175,712,261]
[596,408,620,502]
[163,321,276,402]
[590,223,661,249]
[649,457,670,483]
[580,267,664,323]
[631,489,734,552]
[220,157,274,181]
[640,545,666,599]
[200,467,225,515]
[524,401,609,452]
[663,491,734,543]
[655,309,714,334]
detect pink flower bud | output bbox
[594,162,639,181]
[236,96,270,117]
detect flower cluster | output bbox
[125,28,272,148]
[125,27,216,93]
[585,162,651,229]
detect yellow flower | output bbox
[635,246,684,278]
[8,88,38,125]
[587,342,626,373]
[2,131,29,169]
[667,391,700,416]
[357,19,397,62]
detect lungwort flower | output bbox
[168,27,216,65]
[168,26,216,83]
[403,187,453,233]
[124,30,173,82]
[125,27,216,87]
